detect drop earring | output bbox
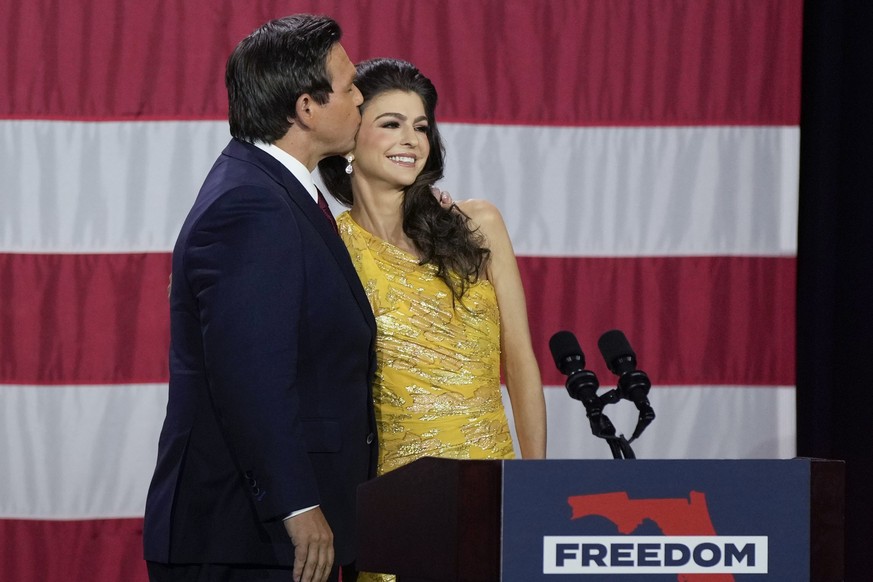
[345,154,354,175]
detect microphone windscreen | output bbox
[598,329,636,373]
[549,331,585,370]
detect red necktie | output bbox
[316,188,339,234]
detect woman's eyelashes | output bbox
[378,120,429,134]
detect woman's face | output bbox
[352,90,430,190]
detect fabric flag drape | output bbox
[0,1,801,580]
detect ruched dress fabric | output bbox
[337,212,515,582]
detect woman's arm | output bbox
[460,199,547,459]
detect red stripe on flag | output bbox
[1,253,170,385]
[2,253,793,387]
[1,0,802,125]
[0,518,148,581]
[520,255,796,387]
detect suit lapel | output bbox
[222,140,377,337]
[283,174,378,336]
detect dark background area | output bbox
[797,1,873,579]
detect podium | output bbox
[356,457,844,581]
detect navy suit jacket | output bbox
[143,139,377,567]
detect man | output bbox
[143,15,376,582]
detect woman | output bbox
[319,59,546,578]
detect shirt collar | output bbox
[253,141,318,203]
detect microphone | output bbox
[598,329,638,375]
[597,330,654,441]
[549,331,600,411]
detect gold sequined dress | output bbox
[338,212,515,582]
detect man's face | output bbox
[313,43,363,157]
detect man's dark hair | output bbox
[319,58,490,301]
[226,14,341,143]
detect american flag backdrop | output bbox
[0,1,802,580]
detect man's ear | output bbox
[295,93,315,128]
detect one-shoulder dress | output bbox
[337,211,515,582]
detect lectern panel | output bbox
[503,459,815,581]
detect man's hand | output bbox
[431,185,454,209]
[283,508,334,582]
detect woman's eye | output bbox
[415,125,429,133]
[381,121,399,128]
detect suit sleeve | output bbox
[183,184,317,521]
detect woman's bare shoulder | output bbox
[454,198,503,227]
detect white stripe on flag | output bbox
[440,124,799,257]
[505,385,797,461]
[0,383,794,519]
[2,121,797,256]
[0,384,165,519]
